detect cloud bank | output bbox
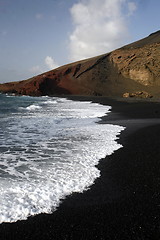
[69,0,137,61]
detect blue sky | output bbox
[0,0,159,83]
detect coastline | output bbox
[1,97,160,240]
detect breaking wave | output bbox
[0,95,125,223]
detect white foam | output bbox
[0,96,125,223]
[43,100,58,104]
[26,104,42,111]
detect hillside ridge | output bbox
[0,31,160,98]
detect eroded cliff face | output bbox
[110,43,160,86]
[0,31,160,97]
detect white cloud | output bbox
[45,56,59,70]
[29,57,59,76]
[69,0,137,61]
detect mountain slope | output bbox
[0,31,160,97]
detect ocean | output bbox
[0,93,124,223]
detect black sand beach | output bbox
[1,97,160,240]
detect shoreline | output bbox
[1,97,160,239]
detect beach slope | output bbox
[1,97,160,240]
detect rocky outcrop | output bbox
[0,31,160,97]
[123,91,153,99]
[110,42,160,86]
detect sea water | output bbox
[0,93,124,223]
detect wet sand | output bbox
[1,97,160,240]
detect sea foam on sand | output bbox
[0,96,125,223]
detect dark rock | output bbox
[123,91,153,98]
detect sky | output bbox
[0,0,159,83]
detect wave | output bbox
[42,100,58,105]
[0,96,125,223]
[26,104,42,111]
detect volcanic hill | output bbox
[1,30,160,98]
